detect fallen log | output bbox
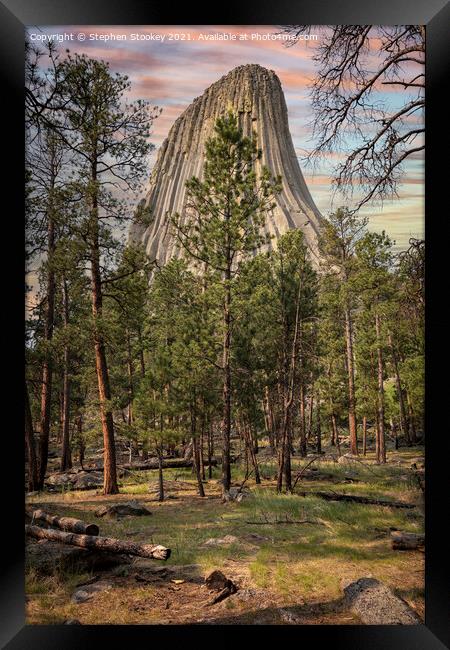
[391,531,425,550]
[28,509,99,536]
[25,525,170,560]
[85,458,218,473]
[298,491,416,509]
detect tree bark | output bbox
[60,275,72,472]
[375,312,386,464]
[90,165,118,495]
[25,381,39,492]
[362,415,367,456]
[388,333,410,443]
[38,196,56,489]
[28,509,99,535]
[344,306,358,455]
[406,390,417,443]
[316,395,321,454]
[221,268,232,495]
[25,525,170,559]
[157,447,164,502]
[244,417,261,484]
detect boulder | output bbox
[342,577,421,624]
[46,471,103,491]
[95,500,152,518]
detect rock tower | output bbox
[129,64,323,265]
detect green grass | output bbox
[26,445,425,623]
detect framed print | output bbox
[1,0,448,647]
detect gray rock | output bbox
[129,64,323,270]
[95,500,152,518]
[46,471,103,491]
[71,580,113,604]
[222,487,252,502]
[343,577,421,625]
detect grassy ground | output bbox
[25,444,424,625]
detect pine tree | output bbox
[172,111,281,495]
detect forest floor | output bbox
[25,444,425,625]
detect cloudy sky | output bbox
[27,25,425,252]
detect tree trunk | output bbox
[362,415,367,456]
[221,269,232,495]
[191,402,205,498]
[299,383,307,457]
[207,423,213,479]
[244,417,261,484]
[28,509,99,535]
[406,390,417,443]
[316,396,321,454]
[25,381,39,492]
[60,276,72,472]
[38,204,56,490]
[375,312,386,464]
[307,392,314,441]
[25,525,170,560]
[192,435,205,497]
[391,418,399,450]
[157,447,164,502]
[137,327,146,378]
[90,167,118,495]
[126,330,134,427]
[388,333,410,443]
[344,307,358,455]
[73,415,85,469]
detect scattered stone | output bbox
[95,501,152,518]
[203,535,239,547]
[71,580,113,604]
[342,577,421,624]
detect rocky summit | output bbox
[129,64,323,267]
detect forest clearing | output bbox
[25,441,424,625]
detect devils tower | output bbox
[129,64,323,265]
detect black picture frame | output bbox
[2,0,449,647]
